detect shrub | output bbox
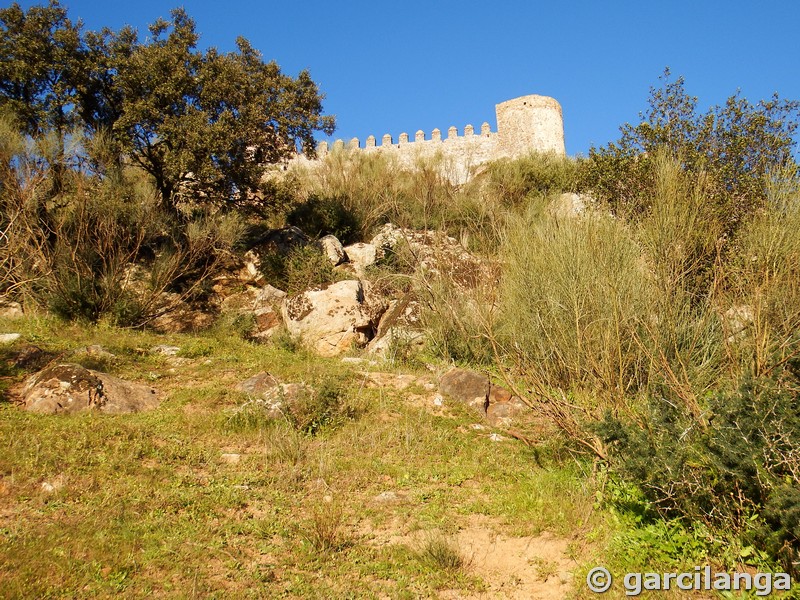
[596,373,800,572]
[286,194,361,245]
[260,243,343,296]
[286,375,354,435]
[497,201,651,401]
[581,68,800,234]
[481,151,581,207]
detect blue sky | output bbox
[16,0,800,156]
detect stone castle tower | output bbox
[294,94,565,184]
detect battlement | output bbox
[319,121,496,154]
[292,94,565,184]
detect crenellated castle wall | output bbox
[290,94,565,184]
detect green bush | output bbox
[286,376,355,435]
[482,151,581,206]
[581,68,800,234]
[260,243,344,296]
[286,194,362,245]
[596,373,800,572]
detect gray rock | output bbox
[234,372,314,422]
[317,234,346,266]
[343,242,377,275]
[439,368,490,415]
[0,299,24,319]
[22,363,160,415]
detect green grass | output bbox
[0,314,610,598]
[2,314,790,598]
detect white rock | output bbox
[151,345,180,356]
[0,299,23,319]
[343,242,377,275]
[0,333,21,345]
[281,280,372,357]
[317,235,346,266]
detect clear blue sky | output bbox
[16,0,800,156]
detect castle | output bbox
[293,94,566,184]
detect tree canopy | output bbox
[0,1,335,214]
[583,69,800,231]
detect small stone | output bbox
[0,333,21,345]
[488,433,508,442]
[221,453,241,464]
[0,300,24,319]
[470,423,486,431]
[432,394,444,406]
[373,491,405,503]
[40,482,56,493]
[151,345,180,356]
[317,235,346,266]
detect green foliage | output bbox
[482,151,581,206]
[596,374,800,572]
[721,177,800,376]
[286,375,354,435]
[0,1,83,137]
[0,1,335,214]
[260,243,344,296]
[414,534,465,574]
[286,194,361,244]
[498,202,651,398]
[582,68,800,232]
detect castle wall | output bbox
[289,95,564,184]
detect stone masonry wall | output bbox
[291,94,565,184]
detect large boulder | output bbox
[281,280,375,357]
[21,363,160,415]
[343,242,377,276]
[440,368,490,414]
[366,291,424,356]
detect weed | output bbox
[303,500,348,554]
[415,533,465,574]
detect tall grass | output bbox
[721,170,800,377]
[288,148,581,254]
[494,152,728,412]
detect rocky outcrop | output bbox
[366,291,424,356]
[215,283,286,340]
[342,243,377,276]
[281,280,376,357]
[370,223,497,290]
[21,363,160,415]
